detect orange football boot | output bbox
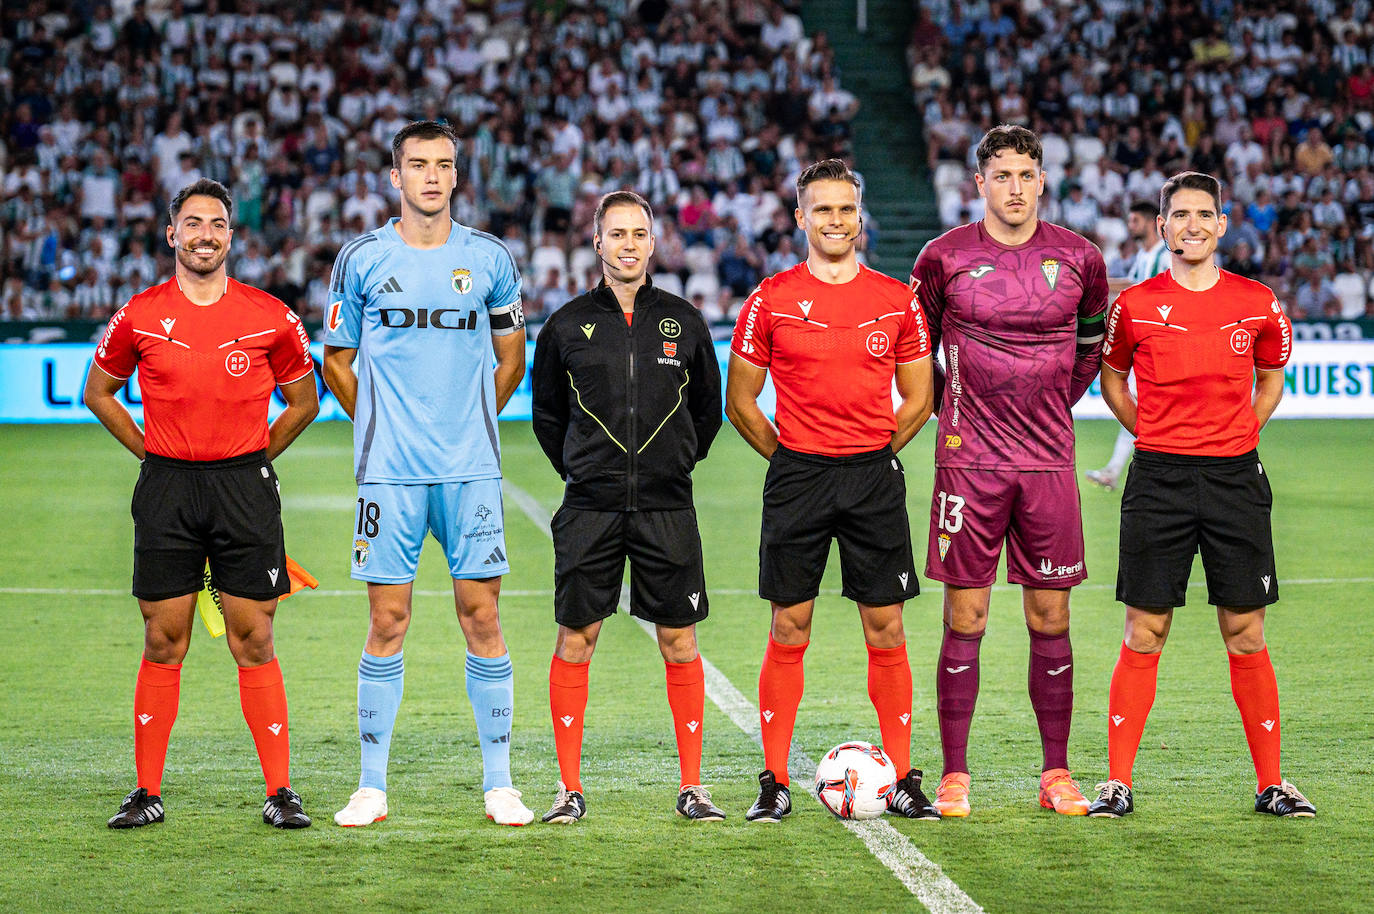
[935,772,971,818]
[1039,768,1090,815]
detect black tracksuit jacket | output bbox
[530,277,722,511]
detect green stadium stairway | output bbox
[801,0,942,275]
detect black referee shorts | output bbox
[760,444,919,606]
[131,450,289,602]
[1116,448,1278,610]
[551,505,708,630]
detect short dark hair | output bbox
[390,120,459,169]
[975,125,1043,172]
[1128,200,1160,219]
[168,178,233,224]
[1159,171,1222,216]
[594,190,654,237]
[796,158,861,204]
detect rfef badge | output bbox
[452,269,473,294]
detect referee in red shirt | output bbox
[726,159,939,821]
[83,179,320,829]
[1089,172,1314,819]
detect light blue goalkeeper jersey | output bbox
[325,218,525,484]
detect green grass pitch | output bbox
[1,418,1370,913]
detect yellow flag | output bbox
[196,554,319,637]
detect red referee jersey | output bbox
[1103,269,1292,456]
[731,262,932,456]
[94,277,314,461]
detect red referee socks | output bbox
[1228,647,1282,792]
[133,657,182,796]
[549,655,590,793]
[665,656,705,789]
[758,637,808,786]
[238,658,292,796]
[1106,643,1161,787]
[866,643,913,775]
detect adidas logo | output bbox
[489,733,510,744]
[559,715,575,728]
[945,665,970,674]
[688,592,700,609]
[268,723,283,736]
[378,276,404,294]
[687,720,699,733]
[1046,664,1072,677]
[1262,719,1276,732]
[138,713,153,726]
[1111,715,1125,727]
[899,713,910,725]
[761,710,775,723]
[361,733,380,744]
[483,547,507,565]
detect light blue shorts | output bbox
[350,479,509,583]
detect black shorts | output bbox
[1116,448,1278,610]
[760,444,919,606]
[131,451,289,602]
[551,506,708,629]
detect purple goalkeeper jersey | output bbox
[911,220,1109,470]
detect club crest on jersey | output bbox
[451,268,473,294]
[1230,328,1252,354]
[353,538,370,568]
[225,350,250,377]
[659,317,681,338]
[663,341,677,358]
[866,330,890,357]
[938,533,951,560]
[1040,259,1060,290]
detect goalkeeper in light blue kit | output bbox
[323,121,532,826]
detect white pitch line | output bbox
[5,577,1372,601]
[503,481,984,914]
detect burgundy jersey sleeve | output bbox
[1102,293,1136,373]
[1253,296,1293,370]
[1069,242,1110,402]
[93,301,139,379]
[730,281,773,368]
[268,304,315,385]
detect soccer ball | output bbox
[814,741,897,820]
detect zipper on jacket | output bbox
[626,311,638,511]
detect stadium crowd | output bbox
[0,0,861,334]
[911,0,1374,320]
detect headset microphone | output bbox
[1159,224,1184,256]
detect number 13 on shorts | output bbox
[936,491,966,533]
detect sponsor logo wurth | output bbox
[1038,557,1084,578]
[738,293,763,354]
[1278,307,1292,362]
[98,305,131,359]
[289,310,312,365]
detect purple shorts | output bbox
[925,466,1086,588]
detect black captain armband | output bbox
[490,299,526,336]
[1077,313,1105,346]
